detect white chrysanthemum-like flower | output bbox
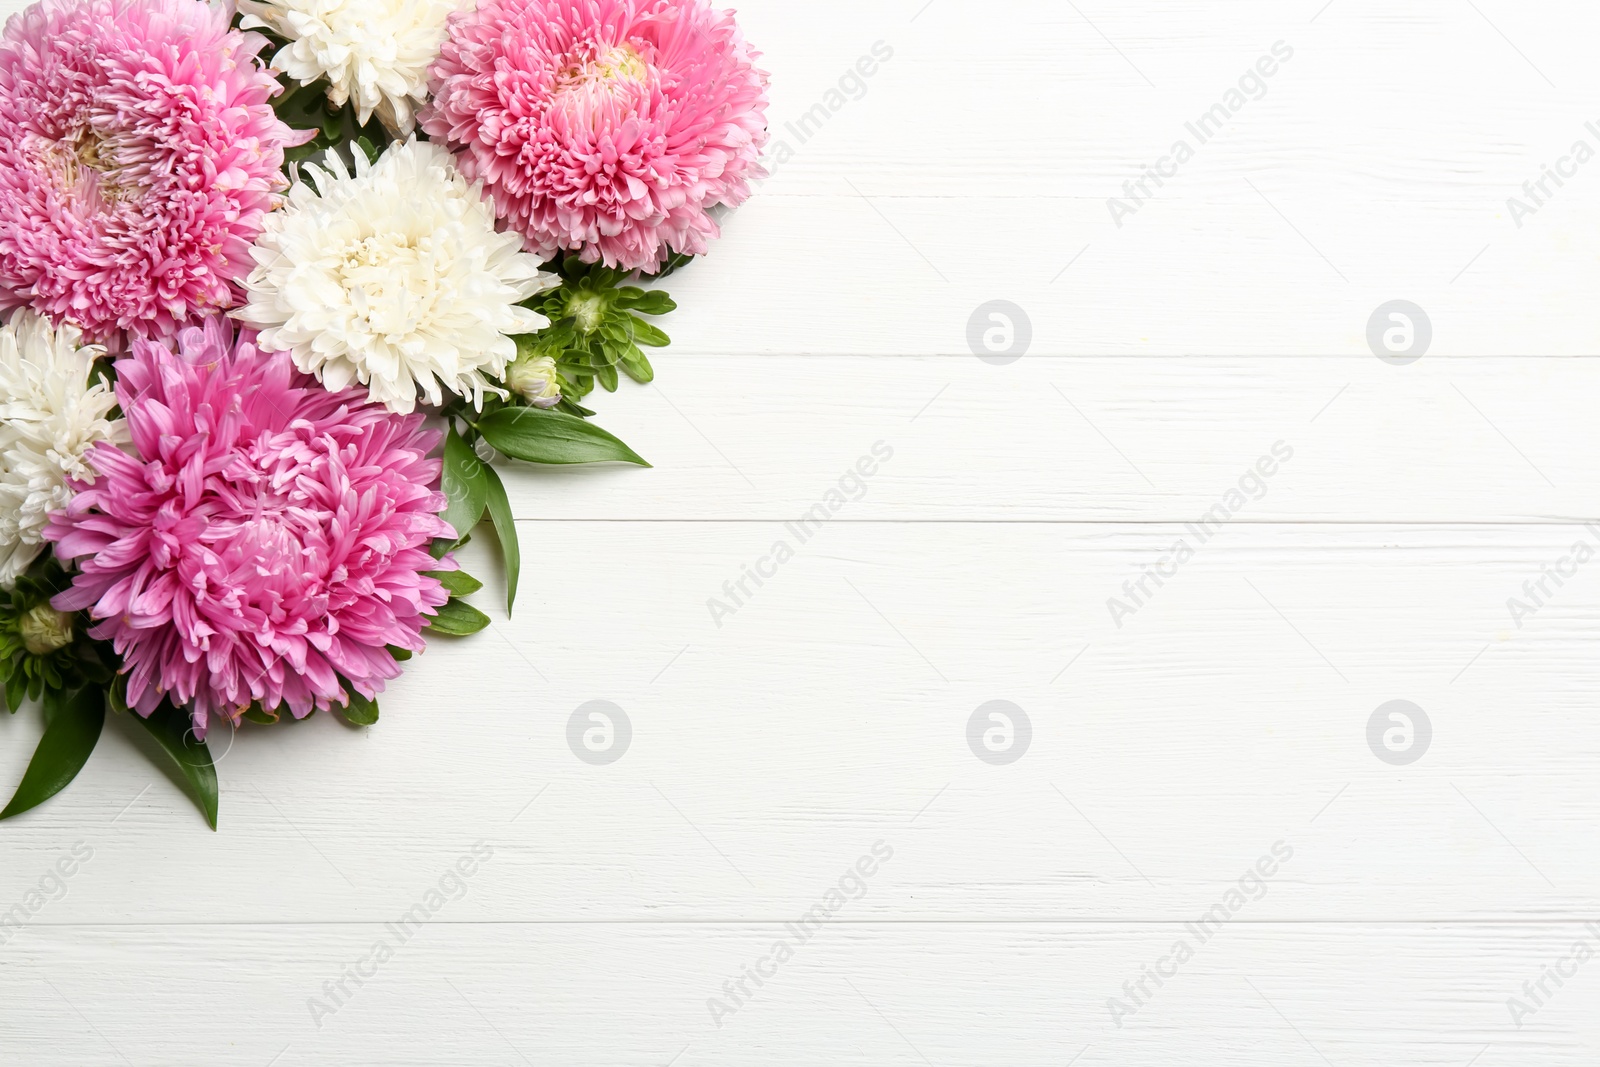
[0,311,127,588]
[235,138,559,415]
[239,0,465,134]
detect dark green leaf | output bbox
[428,569,483,597]
[340,689,379,726]
[477,407,649,467]
[442,426,490,542]
[242,706,280,726]
[273,80,342,140]
[0,687,105,821]
[482,464,521,616]
[4,672,23,715]
[594,358,619,393]
[386,645,413,662]
[427,599,491,636]
[134,701,219,831]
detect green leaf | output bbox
[107,674,129,715]
[386,645,414,662]
[594,357,620,393]
[427,598,491,636]
[629,290,678,316]
[242,706,280,726]
[482,464,521,616]
[613,286,678,316]
[626,316,671,348]
[428,569,484,597]
[477,406,649,467]
[134,701,219,831]
[442,426,490,543]
[4,671,23,715]
[340,689,379,727]
[617,343,655,385]
[0,687,105,821]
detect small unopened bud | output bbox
[504,353,562,408]
[568,292,607,334]
[20,603,73,655]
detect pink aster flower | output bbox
[0,0,312,344]
[45,318,454,737]
[422,0,769,272]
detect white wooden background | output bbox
[3,0,1600,1063]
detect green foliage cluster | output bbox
[521,256,678,411]
[0,559,110,712]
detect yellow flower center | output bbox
[560,43,648,90]
[554,43,651,123]
[34,128,138,212]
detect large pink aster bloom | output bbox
[422,0,769,272]
[45,318,454,737]
[0,0,311,344]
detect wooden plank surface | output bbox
[2,0,1599,1064]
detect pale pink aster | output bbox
[45,318,455,737]
[0,0,313,344]
[421,0,770,272]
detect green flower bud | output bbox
[567,291,609,335]
[19,603,73,656]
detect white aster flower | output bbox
[234,138,559,415]
[239,0,466,134]
[0,311,127,588]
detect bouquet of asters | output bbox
[0,0,768,826]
